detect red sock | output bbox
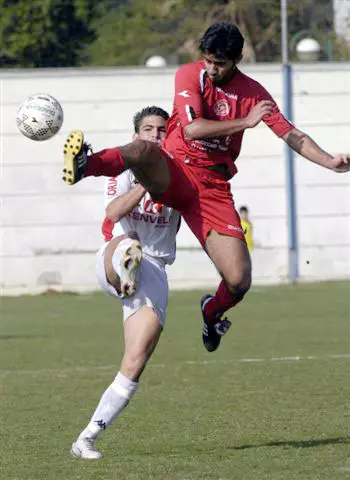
[204,280,243,323]
[85,148,126,177]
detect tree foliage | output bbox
[0,0,347,68]
[87,0,337,66]
[0,0,100,67]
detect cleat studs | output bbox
[64,150,67,154]
[63,168,67,173]
[70,145,73,149]
[68,170,72,174]
[63,176,66,181]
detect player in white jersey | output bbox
[71,106,180,459]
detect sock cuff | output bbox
[111,372,138,399]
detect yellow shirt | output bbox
[241,219,253,252]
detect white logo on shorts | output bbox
[227,225,243,233]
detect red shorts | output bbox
[152,150,245,247]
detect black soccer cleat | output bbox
[62,130,91,185]
[201,294,232,352]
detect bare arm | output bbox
[106,184,146,222]
[283,127,350,173]
[184,117,249,139]
[184,101,275,140]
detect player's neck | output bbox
[216,66,239,87]
[225,66,238,82]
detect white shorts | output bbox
[95,242,168,326]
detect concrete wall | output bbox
[1,63,349,294]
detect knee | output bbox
[122,354,146,379]
[132,139,159,161]
[120,139,155,167]
[224,268,252,298]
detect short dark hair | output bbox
[133,106,169,133]
[199,22,244,61]
[239,205,249,214]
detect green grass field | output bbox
[1,281,350,480]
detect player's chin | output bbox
[212,77,225,87]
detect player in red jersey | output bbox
[62,22,350,353]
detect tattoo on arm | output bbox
[284,128,333,168]
[286,130,308,153]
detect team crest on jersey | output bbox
[214,99,230,117]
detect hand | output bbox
[245,100,275,128]
[330,154,350,173]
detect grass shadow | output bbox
[231,436,350,450]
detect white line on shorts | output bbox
[0,353,349,377]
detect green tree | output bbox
[87,0,338,66]
[0,0,101,67]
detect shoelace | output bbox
[83,142,93,155]
[81,438,96,450]
[203,318,230,336]
[214,318,231,336]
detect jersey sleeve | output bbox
[104,171,132,208]
[258,85,294,138]
[174,64,204,127]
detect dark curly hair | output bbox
[199,22,245,62]
[133,106,169,133]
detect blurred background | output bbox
[0,0,349,293]
[0,0,349,67]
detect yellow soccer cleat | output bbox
[62,130,89,185]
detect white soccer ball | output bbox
[16,93,64,141]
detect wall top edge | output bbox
[0,62,349,79]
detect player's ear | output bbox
[235,54,243,64]
[132,133,139,141]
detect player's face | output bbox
[134,115,167,145]
[203,53,236,86]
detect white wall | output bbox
[1,63,349,294]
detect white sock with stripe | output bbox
[78,372,139,440]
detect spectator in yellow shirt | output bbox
[239,206,254,252]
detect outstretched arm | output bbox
[106,184,146,223]
[283,127,350,173]
[184,101,275,139]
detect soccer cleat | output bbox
[62,130,90,185]
[201,294,232,352]
[120,240,143,298]
[70,437,103,459]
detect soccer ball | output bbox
[16,93,64,141]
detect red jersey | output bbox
[163,61,294,178]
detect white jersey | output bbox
[103,171,180,265]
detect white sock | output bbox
[79,372,139,440]
[111,238,135,277]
